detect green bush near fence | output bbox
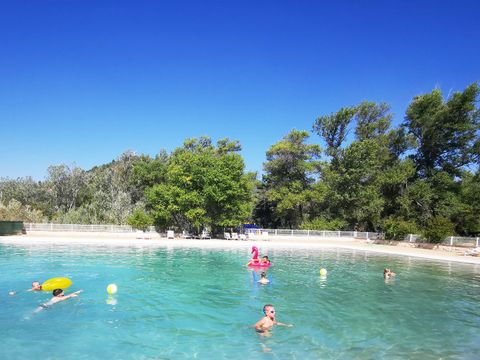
[0,221,24,235]
[422,216,455,244]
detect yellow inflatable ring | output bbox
[42,277,72,291]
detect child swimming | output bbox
[254,304,292,334]
[383,268,396,279]
[257,272,270,285]
[34,289,83,313]
[28,281,43,291]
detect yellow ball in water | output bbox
[107,284,118,295]
[319,268,328,276]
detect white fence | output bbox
[402,234,479,247]
[23,223,480,247]
[24,223,156,233]
[444,236,480,247]
[25,223,382,239]
[252,228,382,240]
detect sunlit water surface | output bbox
[1,243,479,359]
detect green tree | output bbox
[146,137,254,234]
[404,83,480,178]
[299,217,346,231]
[383,217,419,241]
[322,140,386,230]
[308,100,419,232]
[0,177,54,218]
[45,164,87,213]
[127,209,153,232]
[130,150,169,203]
[354,101,392,141]
[313,106,356,165]
[0,199,46,222]
[453,172,480,235]
[260,130,321,228]
[422,216,455,243]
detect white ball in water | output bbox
[8,291,15,296]
[107,284,118,294]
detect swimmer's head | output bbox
[31,281,42,290]
[263,304,275,316]
[53,289,64,297]
[261,272,266,278]
[262,256,269,260]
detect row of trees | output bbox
[1,83,479,242]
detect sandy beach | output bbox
[1,231,479,266]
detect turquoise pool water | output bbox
[1,243,479,359]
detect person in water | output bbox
[246,258,260,266]
[257,272,270,285]
[29,281,42,291]
[246,256,271,266]
[34,288,83,313]
[383,268,396,279]
[261,256,270,265]
[254,304,292,333]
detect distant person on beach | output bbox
[29,281,42,291]
[254,304,292,334]
[383,268,396,279]
[34,289,83,313]
[257,272,270,285]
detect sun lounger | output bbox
[167,230,175,239]
[193,230,211,239]
[464,247,480,256]
[181,231,193,239]
[231,232,239,240]
[224,232,232,240]
[239,234,247,240]
[262,231,270,241]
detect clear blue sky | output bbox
[1,0,479,179]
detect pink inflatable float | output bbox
[247,246,271,267]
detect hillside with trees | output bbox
[1,84,479,241]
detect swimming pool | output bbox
[1,243,479,359]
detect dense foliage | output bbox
[144,137,255,234]
[1,83,479,241]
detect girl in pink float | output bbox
[246,246,272,267]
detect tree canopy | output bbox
[1,83,479,242]
[145,137,254,234]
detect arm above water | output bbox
[274,320,293,327]
[67,290,83,298]
[59,290,83,301]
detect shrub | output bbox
[0,199,46,223]
[382,217,419,241]
[422,216,455,243]
[127,209,153,232]
[300,217,347,230]
[53,205,99,224]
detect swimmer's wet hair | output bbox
[53,289,63,296]
[261,272,266,277]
